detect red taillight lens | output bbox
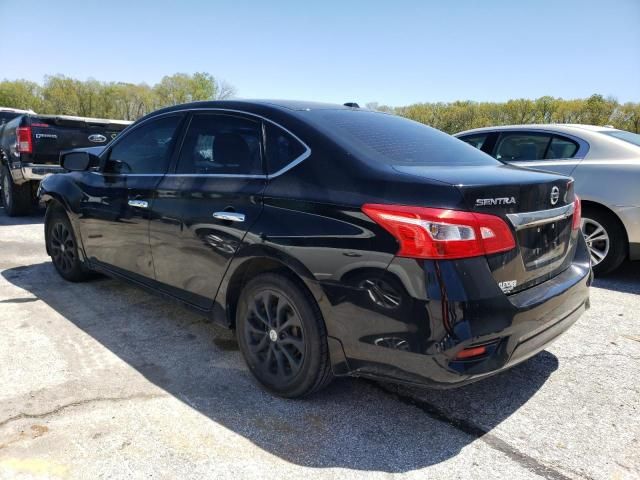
[362,204,516,260]
[455,345,487,360]
[572,195,581,230]
[16,127,32,153]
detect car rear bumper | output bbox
[9,163,65,184]
[320,235,592,388]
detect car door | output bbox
[492,131,581,176]
[149,111,266,309]
[76,113,185,280]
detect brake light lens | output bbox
[572,195,581,230]
[362,204,516,260]
[16,127,32,153]
[455,345,487,360]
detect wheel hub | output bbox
[269,329,278,342]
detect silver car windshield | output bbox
[601,130,640,147]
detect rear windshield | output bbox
[601,130,640,147]
[307,110,499,166]
[0,111,21,126]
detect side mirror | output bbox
[61,151,99,171]
[104,158,132,174]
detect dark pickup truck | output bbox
[0,111,131,216]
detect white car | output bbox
[456,124,640,275]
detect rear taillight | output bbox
[572,195,581,230]
[362,204,516,260]
[16,127,32,153]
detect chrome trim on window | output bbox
[506,203,575,230]
[100,107,312,180]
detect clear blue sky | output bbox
[1,0,638,105]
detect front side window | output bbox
[494,133,552,161]
[106,115,182,174]
[264,123,307,174]
[176,114,262,175]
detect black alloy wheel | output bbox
[46,209,91,282]
[244,289,305,379]
[236,273,333,398]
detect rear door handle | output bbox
[212,211,245,222]
[128,199,149,209]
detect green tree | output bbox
[0,79,43,111]
[582,94,618,125]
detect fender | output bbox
[39,173,88,260]
[214,240,351,374]
[215,240,329,326]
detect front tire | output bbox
[581,207,626,276]
[1,165,32,216]
[46,208,91,282]
[236,273,333,398]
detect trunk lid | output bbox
[28,115,131,164]
[393,164,579,294]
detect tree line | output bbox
[368,95,640,134]
[1,74,639,133]
[0,73,235,121]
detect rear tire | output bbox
[1,165,32,216]
[45,207,92,282]
[581,207,626,276]
[236,273,333,398]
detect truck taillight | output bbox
[362,204,516,260]
[572,195,581,230]
[16,127,32,153]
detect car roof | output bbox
[455,123,615,136]
[153,99,352,115]
[0,107,36,114]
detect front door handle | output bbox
[128,199,149,209]
[212,211,245,222]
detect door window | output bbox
[106,115,182,174]
[546,136,579,159]
[264,123,307,174]
[494,133,552,161]
[459,133,488,150]
[176,114,263,175]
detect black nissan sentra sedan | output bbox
[39,100,591,397]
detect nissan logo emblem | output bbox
[550,186,560,205]
[88,134,107,143]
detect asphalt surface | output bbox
[0,207,638,480]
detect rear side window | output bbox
[176,114,263,175]
[307,110,499,166]
[495,133,552,161]
[264,123,307,174]
[459,133,488,149]
[546,136,578,159]
[107,115,182,174]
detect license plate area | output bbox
[517,218,571,270]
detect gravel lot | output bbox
[1,207,638,480]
